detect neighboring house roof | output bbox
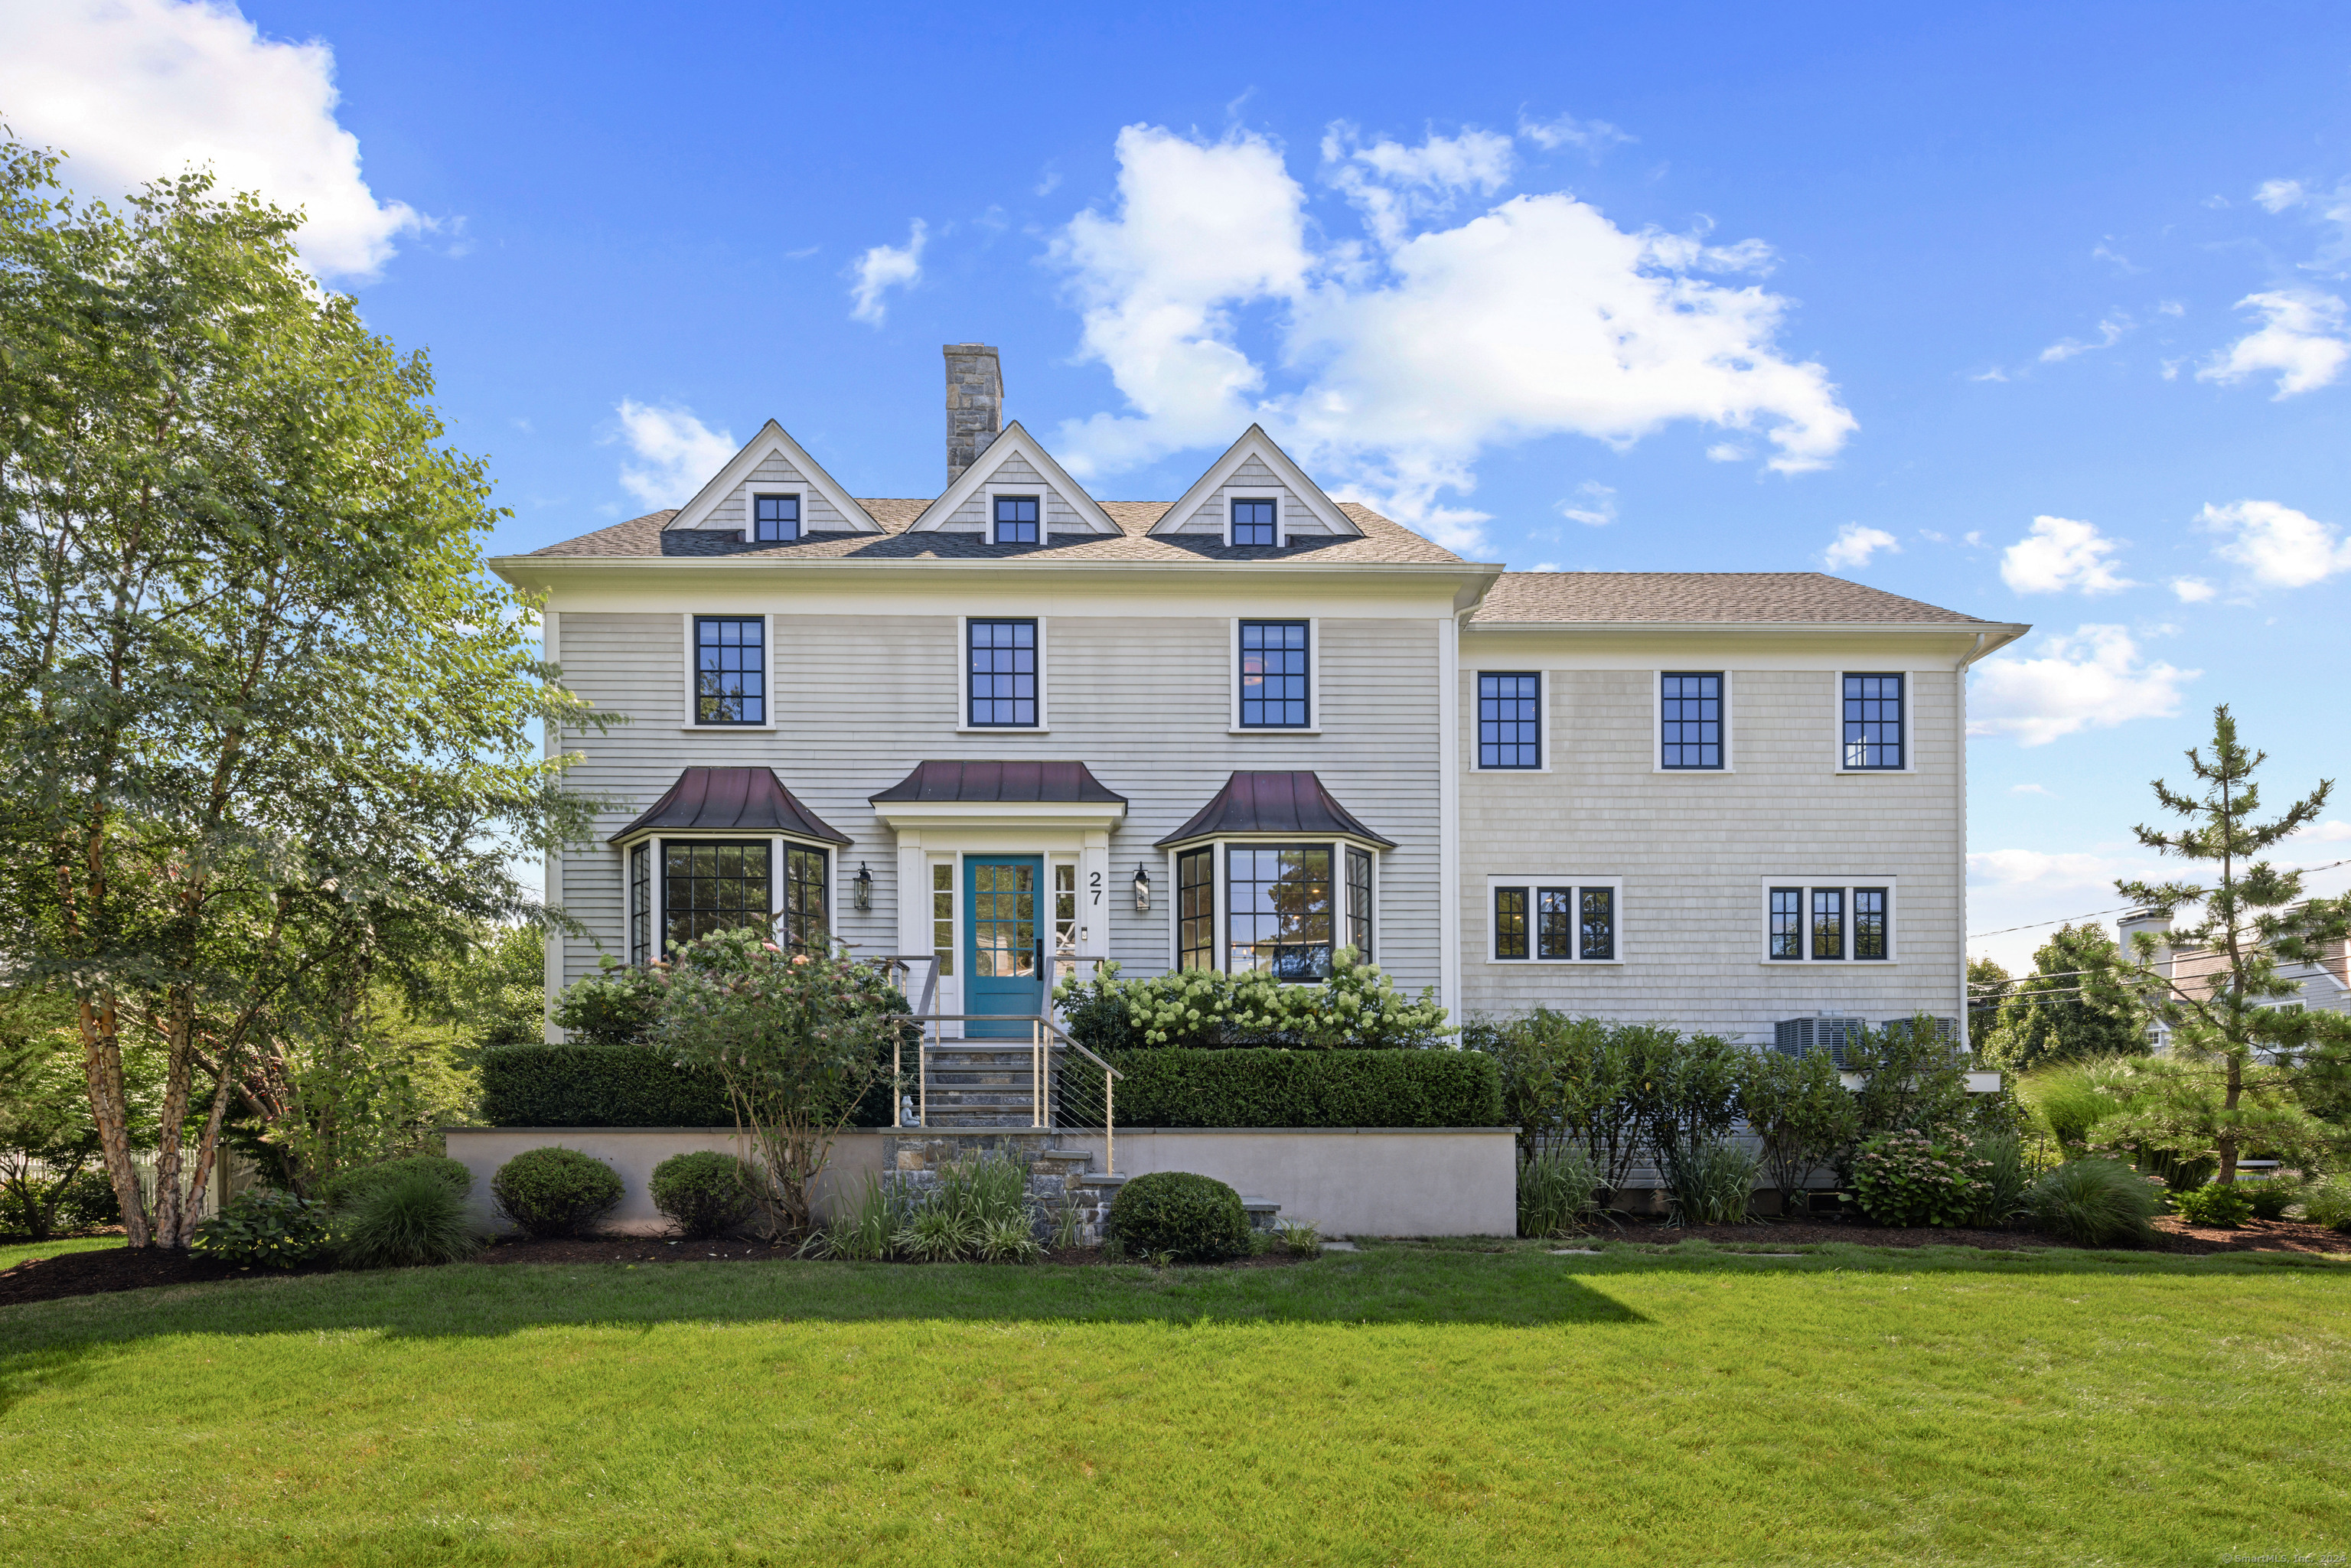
[869,760,1129,805]
[611,766,851,846]
[1156,771,1397,848]
[1470,572,2000,626]
[519,502,1467,568]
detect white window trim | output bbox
[1229,615,1321,735]
[1471,667,1550,773]
[1832,669,1916,774]
[1224,493,1285,548]
[1484,875,1627,965]
[679,611,777,730]
[629,833,840,960]
[983,483,1050,542]
[739,481,805,543]
[1655,668,1736,774]
[1164,837,1378,974]
[1759,876,1899,964]
[956,613,1049,732]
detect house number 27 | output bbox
[1089,871,1101,905]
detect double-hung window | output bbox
[1227,843,1335,980]
[993,494,1039,544]
[628,843,651,966]
[693,616,765,725]
[1478,673,1541,768]
[752,493,801,543]
[1176,848,1215,971]
[967,618,1038,726]
[1231,497,1276,546]
[1490,878,1623,963]
[1238,621,1310,728]
[1841,673,1905,769]
[1766,882,1893,960]
[1661,673,1724,769]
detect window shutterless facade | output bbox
[752,493,801,543]
[1660,673,1724,769]
[693,616,765,725]
[1176,848,1215,971]
[993,494,1039,544]
[967,618,1038,727]
[1841,673,1905,769]
[1231,497,1276,546]
[1228,843,1334,980]
[1238,621,1310,728]
[1490,878,1623,963]
[662,840,772,953]
[1478,673,1541,768]
[1766,882,1894,961]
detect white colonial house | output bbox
[493,344,2029,1051]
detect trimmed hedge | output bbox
[1101,1048,1502,1129]
[482,1045,895,1129]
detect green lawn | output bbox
[0,1235,124,1273]
[1,1240,2345,1566]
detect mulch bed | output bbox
[1594,1214,2351,1256]
[471,1236,1306,1270]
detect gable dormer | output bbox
[664,420,882,540]
[1150,425,1365,546]
[908,421,1120,537]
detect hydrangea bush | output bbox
[1052,948,1446,1051]
[1852,1129,1992,1227]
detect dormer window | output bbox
[993,495,1039,544]
[752,493,801,543]
[1231,497,1276,546]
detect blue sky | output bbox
[3,0,2348,966]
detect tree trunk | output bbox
[2217,1051,2243,1184]
[78,994,150,1247]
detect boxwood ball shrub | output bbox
[2173,1182,2255,1228]
[337,1172,483,1268]
[491,1146,624,1238]
[648,1151,759,1239]
[317,1154,472,1212]
[2023,1156,2164,1247]
[1852,1129,1991,1228]
[190,1188,337,1269]
[1109,1171,1251,1263]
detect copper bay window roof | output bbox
[610,766,851,846]
[868,759,1128,805]
[1155,771,1394,848]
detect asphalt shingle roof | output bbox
[1469,572,1996,626]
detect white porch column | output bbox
[1080,830,1110,957]
[895,831,928,961]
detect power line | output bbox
[1966,857,2351,941]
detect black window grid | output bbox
[1661,672,1724,769]
[1345,846,1373,960]
[1811,888,1846,960]
[628,843,651,966]
[1239,621,1310,728]
[752,493,801,543]
[663,840,771,954]
[1177,848,1215,971]
[1769,888,1803,960]
[1478,673,1541,768]
[783,846,828,954]
[1842,673,1904,769]
[1536,888,1573,960]
[993,494,1039,544]
[1580,888,1615,960]
[1231,497,1276,546]
[1854,888,1889,960]
[1493,887,1529,960]
[967,618,1038,727]
[1227,843,1333,980]
[693,616,765,725]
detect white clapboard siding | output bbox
[1173,455,1332,534]
[692,451,853,533]
[941,452,1086,532]
[1456,664,1964,1042]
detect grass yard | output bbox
[0,1235,119,1273]
[1,1240,2346,1566]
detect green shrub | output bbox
[1055,950,1447,1051]
[2173,1182,2255,1227]
[1739,1045,1861,1218]
[190,1188,337,1268]
[1852,1129,1991,1227]
[316,1155,472,1212]
[648,1151,759,1239]
[1661,1136,1759,1226]
[482,1044,897,1130]
[2245,1177,2299,1221]
[1968,1132,2032,1227]
[1108,1171,1250,1263]
[1101,1048,1501,1127]
[1518,1143,1602,1237]
[814,1154,1039,1263]
[53,1168,121,1231]
[550,957,666,1046]
[491,1146,623,1238]
[1276,1218,1323,1257]
[2301,1175,2351,1231]
[2023,1156,2164,1247]
[337,1172,483,1268]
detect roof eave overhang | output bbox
[1154,826,1397,852]
[492,556,1502,587]
[869,800,1130,832]
[1467,618,2029,650]
[610,821,849,849]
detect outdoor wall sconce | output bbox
[854,862,872,911]
[1133,864,1151,914]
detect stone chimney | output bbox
[944,344,1003,484]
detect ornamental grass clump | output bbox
[190,1188,337,1269]
[1518,1143,1603,1237]
[648,1151,761,1239]
[336,1172,483,1268]
[2022,1156,2164,1247]
[2301,1175,2351,1231]
[491,1147,623,1239]
[1661,1136,1760,1227]
[1107,1170,1250,1263]
[1852,1129,1991,1228]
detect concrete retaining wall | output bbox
[442,1126,1516,1238]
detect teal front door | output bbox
[964,856,1042,1037]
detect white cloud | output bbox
[2009,783,2056,797]
[2170,576,2217,603]
[1822,523,1899,570]
[2197,498,2351,588]
[1518,112,1632,158]
[2257,179,2309,214]
[1705,442,1749,461]
[1968,848,2144,892]
[1962,530,1984,547]
[2040,316,2130,362]
[1968,624,2196,747]
[0,0,426,281]
[2299,819,2351,843]
[849,220,928,325]
[1557,481,1616,527]
[1969,367,2010,383]
[2157,299,2186,317]
[1524,559,1561,572]
[1050,123,1856,555]
[1999,514,2134,595]
[2197,290,2349,397]
[611,401,736,510]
